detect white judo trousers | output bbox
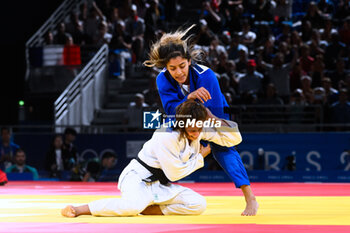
[88,119,241,217]
[88,160,206,216]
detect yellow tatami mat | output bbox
[0,195,349,225]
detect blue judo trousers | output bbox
[156,64,250,188]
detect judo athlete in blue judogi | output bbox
[143,24,259,215]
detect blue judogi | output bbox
[156,64,250,188]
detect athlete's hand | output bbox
[187,87,212,103]
[200,144,211,158]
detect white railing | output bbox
[25,0,84,80]
[54,44,109,133]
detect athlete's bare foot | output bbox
[241,199,259,216]
[61,205,77,218]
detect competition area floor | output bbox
[0,181,349,233]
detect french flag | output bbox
[29,44,81,67]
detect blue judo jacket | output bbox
[156,64,230,120]
[156,64,250,187]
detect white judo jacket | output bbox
[117,120,242,203]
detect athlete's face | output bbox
[185,125,202,141]
[166,56,191,85]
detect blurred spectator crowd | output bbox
[0,126,119,182]
[41,0,350,129]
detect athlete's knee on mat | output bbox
[187,196,207,215]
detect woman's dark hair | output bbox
[143,24,206,68]
[173,100,208,138]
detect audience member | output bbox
[144,0,164,46]
[93,20,113,46]
[334,0,350,21]
[123,93,149,131]
[272,0,292,20]
[319,16,337,43]
[84,1,106,44]
[234,48,249,73]
[339,16,350,46]
[257,83,284,123]
[288,88,307,124]
[45,134,74,178]
[124,4,145,63]
[142,72,162,109]
[253,0,275,22]
[290,30,302,48]
[311,54,325,87]
[258,83,284,105]
[0,127,20,170]
[219,73,237,100]
[300,20,313,43]
[54,22,72,45]
[108,7,122,33]
[300,75,315,104]
[238,59,264,95]
[65,11,85,45]
[312,86,328,123]
[313,87,327,105]
[341,74,350,95]
[225,3,244,33]
[200,0,223,34]
[322,77,339,105]
[324,32,346,70]
[109,20,132,80]
[299,43,314,75]
[5,148,39,180]
[63,127,78,166]
[277,41,293,63]
[254,23,273,48]
[215,50,230,74]
[227,32,248,61]
[303,1,324,29]
[238,19,256,48]
[44,31,54,45]
[78,1,88,22]
[110,20,131,50]
[330,88,350,129]
[195,19,215,47]
[289,61,306,92]
[258,50,298,103]
[222,59,242,95]
[327,58,349,89]
[317,0,335,15]
[82,151,118,182]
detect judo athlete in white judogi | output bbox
[61,100,242,217]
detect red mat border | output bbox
[0,223,349,233]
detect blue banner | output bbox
[238,133,350,171]
[12,132,350,182]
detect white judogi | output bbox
[88,120,242,216]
